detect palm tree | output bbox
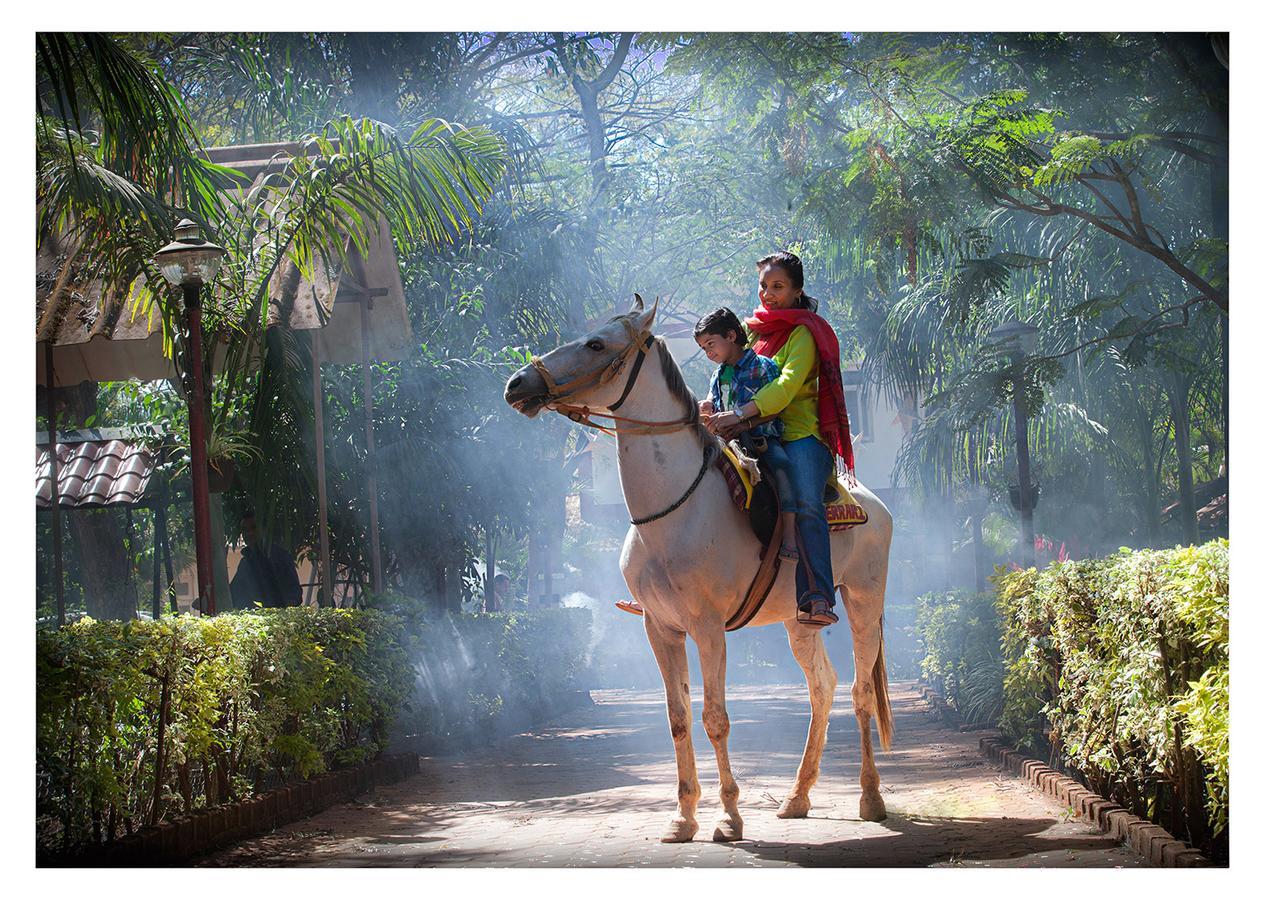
[37,33,509,618]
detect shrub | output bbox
[915,590,1005,726]
[35,608,409,856]
[390,606,593,748]
[994,539,1228,854]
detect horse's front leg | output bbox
[778,620,838,818]
[694,624,743,841]
[644,612,700,842]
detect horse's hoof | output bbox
[776,795,811,819]
[859,794,887,822]
[712,815,743,842]
[660,816,698,843]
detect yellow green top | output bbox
[749,324,823,444]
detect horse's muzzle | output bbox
[504,364,547,417]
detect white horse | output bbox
[505,297,894,843]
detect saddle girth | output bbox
[724,496,784,632]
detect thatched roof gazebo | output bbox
[37,141,415,621]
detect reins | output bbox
[629,448,714,526]
[530,315,713,524]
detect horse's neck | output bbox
[612,357,708,521]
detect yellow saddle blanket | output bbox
[718,443,868,531]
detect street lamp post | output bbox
[990,321,1039,569]
[156,219,226,615]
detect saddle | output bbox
[717,442,868,537]
[715,441,868,632]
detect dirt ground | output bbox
[199,681,1148,868]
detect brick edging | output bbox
[976,735,1211,867]
[41,752,420,867]
[915,681,1213,868]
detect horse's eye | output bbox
[586,340,605,351]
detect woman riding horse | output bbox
[707,251,855,628]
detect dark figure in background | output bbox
[485,573,511,613]
[231,510,302,608]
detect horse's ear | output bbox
[634,295,658,332]
[632,293,644,311]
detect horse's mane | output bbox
[652,335,719,457]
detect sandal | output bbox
[615,600,645,616]
[796,596,839,628]
[778,545,800,563]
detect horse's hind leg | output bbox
[694,625,742,841]
[644,613,700,843]
[842,582,890,822]
[778,621,838,818]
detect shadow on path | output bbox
[734,813,1115,867]
[199,683,1147,868]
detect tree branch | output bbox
[1033,294,1210,363]
[590,33,634,94]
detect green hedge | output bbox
[995,540,1228,852]
[36,609,410,855]
[915,590,1005,726]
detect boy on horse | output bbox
[695,307,800,565]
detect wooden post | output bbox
[359,296,383,596]
[311,332,333,607]
[484,518,496,612]
[1013,357,1036,568]
[44,342,65,626]
[183,283,216,615]
[151,506,162,619]
[158,500,177,613]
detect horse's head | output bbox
[504,295,658,418]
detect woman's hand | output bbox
[711,410,746,440]
[699,400,714,415]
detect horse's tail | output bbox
[872,616,894,751]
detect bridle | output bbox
[529,316,695,438]
[529,314,714,525]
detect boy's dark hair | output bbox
[757,251,819,313]
[694,307,748,346]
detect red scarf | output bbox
[746,304,855,482]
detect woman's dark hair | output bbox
[694,307,748,346]
[757,251,818,313]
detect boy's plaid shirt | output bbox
[707,348,784,439]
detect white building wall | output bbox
[848,385,906,491]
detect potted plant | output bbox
[206,423,259,493]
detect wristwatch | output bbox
[734,406,746,422]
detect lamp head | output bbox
[987,320,1038,356]
[156,219,226,287]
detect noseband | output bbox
[529,317,694,437]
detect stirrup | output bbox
[796,595,838,627]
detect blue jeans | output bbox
[755,437,795,516]
[782,436,836,609]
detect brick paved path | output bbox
[200,682,1147,867]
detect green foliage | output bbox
[35,609,409,855]
[916,590,1004,725]
[994,540,1229,848]
[1173,664,1228,837]
[377,600,593,748]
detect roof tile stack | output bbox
[36,438,155,509]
